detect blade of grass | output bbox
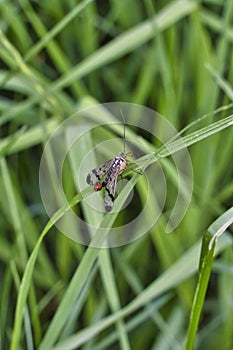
[0,158,28,264]
[206,64,233,101]
[157,113,233,158]
[185,207,233,350]
[0,268,12,350]
[99,250,130,350]
[201,10,233,42]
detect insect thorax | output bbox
[101,155,126,187]
[113,154,127,171]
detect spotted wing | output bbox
[86,159,114,185]
[104,171,119,212]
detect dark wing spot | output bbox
[86,169,102,185]
[93,169,101,180]
[105,205,113,212]
[86,174,91,184]
[106,187,114,202]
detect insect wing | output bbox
[86,159,114,185]
[104,172,119,212]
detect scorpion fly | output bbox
[86,152,133,212]
[86,113,134,212]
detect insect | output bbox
[86,151,133,212]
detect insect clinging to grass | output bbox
[86,151,133,212]
[86,113,138,212]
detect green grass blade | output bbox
[185,208,233,350]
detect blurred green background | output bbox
[0,0,233,349]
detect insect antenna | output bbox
[120,109,126,153]
[119,111,143,175]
